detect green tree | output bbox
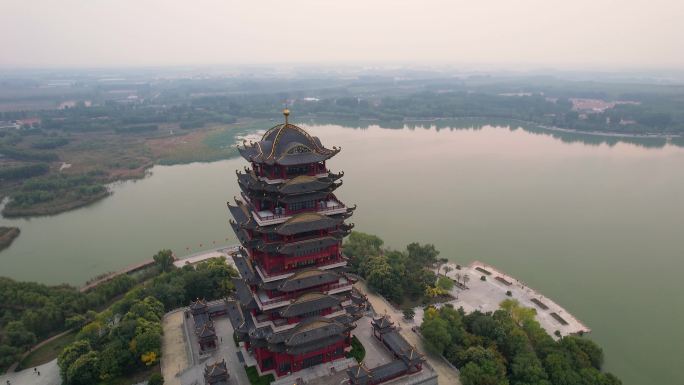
[406,242,439,267]
[66,351,100,385]
[58,340,92,381]
[65,314,87,330]
[343,231,384,272]
[437,276,455,291]
[153,249,175,272]
[365,255,404,302]
[149,373,164,385]
[420,316,451,354]
[509,351,550,385]
[460,359,509,385]
[4,321,37,349]
[0,344,19,369]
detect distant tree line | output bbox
[0,163,49,181]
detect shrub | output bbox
[436,276,455,291]
[245,365,274,385]
[506,290,512,297]
[346,336,366,363]
[480,275,486,281]
[148,373,164,385]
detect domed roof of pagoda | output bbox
[238,110,340,166]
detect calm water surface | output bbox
[2,123,683,385]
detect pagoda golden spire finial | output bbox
[283,108,290,125]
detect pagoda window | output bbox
[286,165,308,176]
[266,233,280,241]
[262,357,274,370]
[279,361,291,374]
[293,246,324,257]
[288,200,315,212]
[263,165,276,178]
[292,229,322,240]
[299,308,323,318]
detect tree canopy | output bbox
[343,232,438,304]
[421,301,621,385]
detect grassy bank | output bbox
[2,189,110,218]
[0,120,264,219]
[18,331,77,370]
[0,226,20,251]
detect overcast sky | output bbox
[1,0,682,70]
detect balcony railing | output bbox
[258,257,347,279]
[253,200,346,222]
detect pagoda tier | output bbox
[226,110,358,378]
[231,250,357,311]
[237,169,344,195]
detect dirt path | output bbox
[354,281,461,385]
[161,310,190,385]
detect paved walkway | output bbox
[161,310,191,385]
[172,246,240,268]
[0,360,61,385]
[354,281,461,385]
[431,261,590,339]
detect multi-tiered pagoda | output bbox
[225,110,363,377]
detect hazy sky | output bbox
[1,0,683,69]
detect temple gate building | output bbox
[225,110,363,378]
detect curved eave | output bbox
[270,213,344,235]
[278,269,342,293]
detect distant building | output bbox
[0,121,20,130]
[17,117,41,128]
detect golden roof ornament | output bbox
[283,108,290,125]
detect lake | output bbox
[2,121,683,385]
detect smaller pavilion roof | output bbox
[372,315,394,330]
